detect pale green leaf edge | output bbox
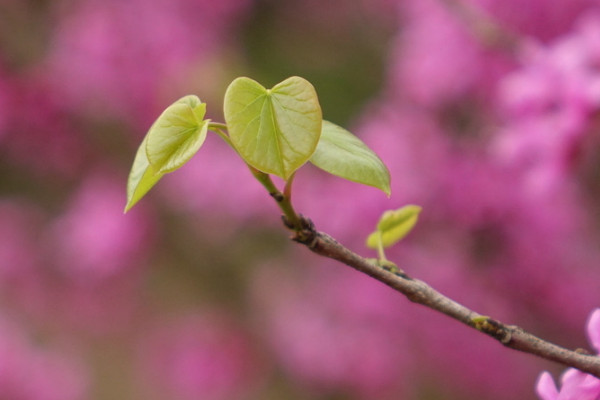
[124,134,164,213]
[366,205,422,249]
[377,205,422,231]
[310,120,391,196]
[125,95,209,212]
[146,95,207,174]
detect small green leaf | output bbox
[125,95,208,212]
[366,205,422,249]
[124,134,164,212]
[223,76,322,179]
[146,95,209,174]
[310,121,391,196]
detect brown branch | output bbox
[289,216,600,379]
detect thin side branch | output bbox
[289,216,600,379]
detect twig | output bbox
[287,215,600,379]
[263,169,600,378]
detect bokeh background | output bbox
[1,0,600,399]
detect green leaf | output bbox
[124,134,164,212]
[310,120,391,196]
[223,76,322,180]
[125,95,208,212]
[146,95,209,174]
[366,205,422,249]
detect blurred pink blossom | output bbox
[495,12,600,194]
[391,0,513,108]
[276,0,398,37]
[0,315,88,400]
[0,200,42,282]
[161,136,274,224]
[47,171,154,284]
[252,261,412,399]
[45,0,251,126]
[0,201,52,321]
[0,75,86,178]
[494,23,600,194]
[485,15,600,333]
[0,175,153,334]
[475,0,596,41]
[0,67,9,139]
[536,309,600,399]
[34,269,145,335]
[137,313,265,400]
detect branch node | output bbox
[394,270,413,280]
[281,215,295,230]
[289,215,318,247]
[472,317,511,343]
[270,192,285,202]
[378,262,413,280]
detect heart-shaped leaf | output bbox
[366,205,422,249]
[223,76,322,179]
[146,95,209,174]
[124,134,164,212]
[310,121,391,196]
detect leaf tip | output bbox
[407,205,422,214]
[310,120,392,195]
[124,197,138,213]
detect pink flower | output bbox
[0,201,52,317]
[0,200,42,281]
[47,171,154,284]
[137,313,265,400]
[390,0,513,108]
[45,0,252,126]
[252,262,411,398]
[476,0,596,41]
[0,67,10,139]
[0,315,88,400]
[495,13,600,194]
[0,183,148,335]
[161,136,273,224]
[0,75,85,178]
[536,309,600,399]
